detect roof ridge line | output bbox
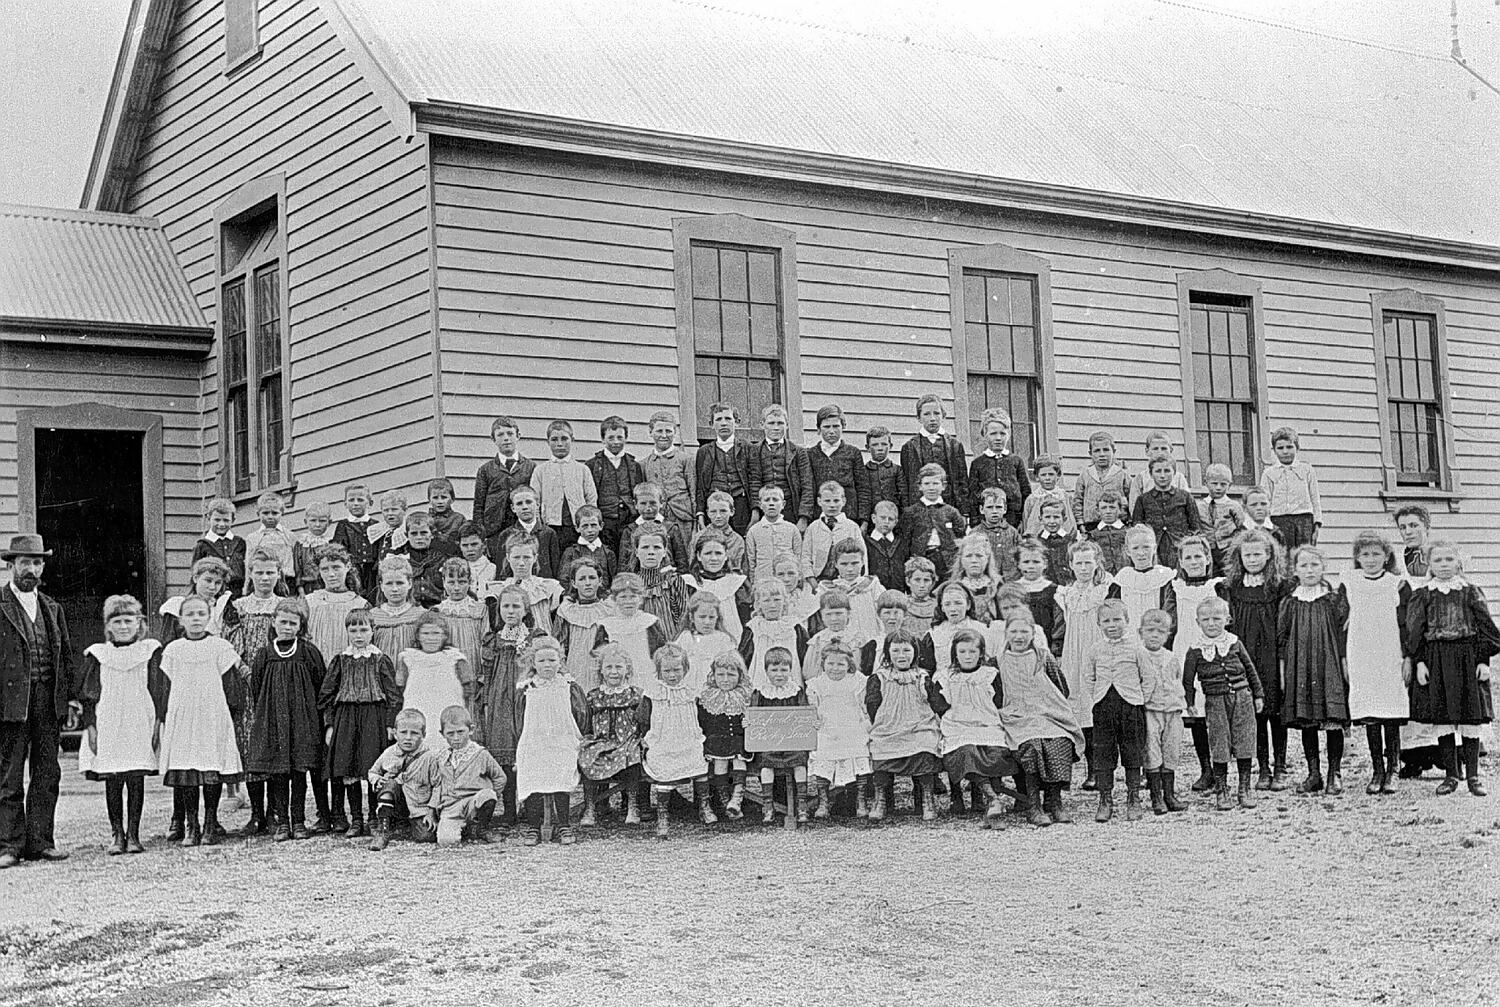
[0,202,163,227]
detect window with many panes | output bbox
[217,178,287,497]
[674,214,801,444]
[691,243,782,439]
[1381,311,1442,487]
[961,271,1041,458]
[1189,292,1257,484]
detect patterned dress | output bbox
[438,596,489,688]
[305,590,370,667]
[370,603,423,661]
[1057,581,1111,730]
[478,625,546,764]
[639,566,690,639]
[996,648,1083,783]
[578,685,645,781]
[557,597,611,688]
[224,594,279,769]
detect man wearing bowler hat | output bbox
[0,533,77,868]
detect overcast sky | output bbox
[0,0,1493,212]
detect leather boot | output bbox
[1044,782,1071,824]
[1214,765,1235,811]
[1237,762,1257,808]
[290,805,311,841]
[978,779,1005,821]
[724,774,745,820]
[1094,772,1114,823]
[125,824,144,854]
[368,805,391,851]
[1464,738,1487,796]
[1123,768,1144,822]
[698,780,718,825]
[551,795,574,845]
[761,777,776,824]
[167,789,185,842]
[919,777,938,822]
[1025,775,1051,827]
[868,783,887,822]
[106,794,127,856]
[625,787,642,825]
[181,812,201,848]
[108,829,127,856]
[794,780,810,824]
[579,782,597,827]
[855,779,870,819]
[947,772,967,815]
[813,780,831,820]
[1162,769,1187,812]
[1148,771,1168,815]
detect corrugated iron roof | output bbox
[0,204,209,331]
[340,0,1500,247]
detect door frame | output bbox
[16,402,166,616]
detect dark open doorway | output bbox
[33,428,147,653]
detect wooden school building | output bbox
[2,0,1498,638]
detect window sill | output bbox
[229,480,297,509]
[1378,487,1462,511]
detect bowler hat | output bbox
[0,534,52,561]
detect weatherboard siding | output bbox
[0,344,202,589]
[122,0,436,534]
[432,141,1500,599]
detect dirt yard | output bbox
[3,745,1497,1007]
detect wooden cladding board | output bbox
[122,0,437,532]
[432,140,1500,599]
[0,344,202,590]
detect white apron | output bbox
[79,640,161,776]
[400,648,468,752]
[157,637,243,774]
[514,674,583,801]
[1172,577,1223,719]
[682,573,746,640]
[1344,572,1409,721]
[642,680,706,782]
[934,666,1007,752]
[807,672,872,786]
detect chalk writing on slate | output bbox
[744,707,819,752]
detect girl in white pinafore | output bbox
[805,643,872,818]
[639,644,709,835]
[1344,530,1413,795]
[397,612,473,753]
[514,637,588,844]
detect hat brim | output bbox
[0,549,51,561]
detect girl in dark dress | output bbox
[318,608,402,839]
[749,646,811,824]
[577,643,646,826]
[1219,528,1290,790]
[1016,539,1065,658]
[1277,546,1350,795]
[248,598,327,841]
[698,651,753,819]
[1403,539,1500,796]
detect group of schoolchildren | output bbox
[74,396,1497,856]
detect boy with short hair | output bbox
[1131,456,1205,569]
[694,402,753,536]
[745,485,802,586]
[1137,609,1187,815]
[802,481,866,584]
[433,705,506,846]
[530,419,597,551]
[395,511,459,607]
[1022,454,1076,537]
[864,500,908,594]
[642,410,696,547]
[496,485,561,580]
[975,487,1020,582]
[244,490,297,594]
[366,708,442,851]
[803,588,861,680]
[901,393,968,514]
[1073,431,1129,530]
[586,416,646,553]
[862,426,902,524]
[1127,430,1189,511]
[294,501,335,594]
[1035,499,1077,587]
[372,491,409,570]
[332,483,381,597]
[456,521,497,596]
[1087,491,1129,575]
[1197,462,1247,573]
[968,407,1028,530]
[425,477,467,544]
[1242,487,1286,550]
[690,490,747,575]
[192,496,246,597]
[1181,596,1264,811]
[1394,503,1432,579]
[1083,598,1150,822]
[897,463,966,575]
[749,403,816,529]
[474,416,536,550]
[618,482,690,572]
[1259,426,1321,552]
[560,504,617,587]
[810,404,867,525]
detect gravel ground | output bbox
[3,746,1498,1007]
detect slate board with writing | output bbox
[744,706,819,752]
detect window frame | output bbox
[1176,269,1270,489]
[1369,288,1460,503]
[214,175,291,503]
[673,213,802,443]
[224,0,262,73]
[948,243,1057,458]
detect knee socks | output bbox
[1326,731,1344,777]
[1462,736,1481,780]
[1191,721,1211,772]
[178,785,200,820]
[247,780,265,821]
[311,771,331,818]
[105,779,125,831]
[290,772,309,823]
[1366,724,1386,776]
[126,776,144,833]
[1383,723,1401,776]
[1256,714,1271,774]
[1083,726,1095,771]
[330,778,346,819]
[1302,728,1321,775]
[346,782,364,821]
[267,776,289,821]
[202,783,223,826]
